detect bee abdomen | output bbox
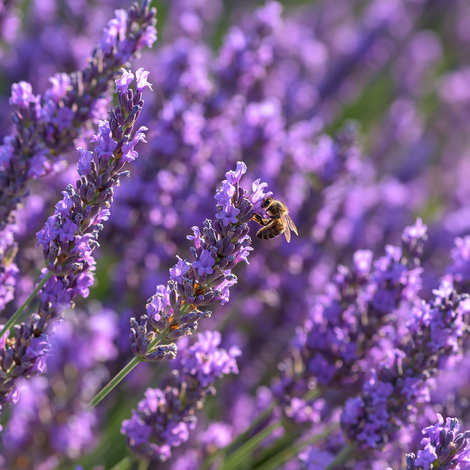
[256,223,284,240]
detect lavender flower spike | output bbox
[341,280,470,450]
[0,0,156,228]
[0,69,150,409]
[401,415,470,469]
[0,0,156,313]
[122,331,240,462]
[129,161,271,362]
[91,162,271,407]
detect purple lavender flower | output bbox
[1,1,469,468]
[299,446,334,470]
[9,81,38,108]
[193,249,215,276]
[0,1,156,313]
[215,2,282,103]
[165,0,222,40]
[135,67,153,92]
[0,0,18,45]
[122,331,240,462]
[201,422,233,450]
[129,161,271,362]
[0,2,156,225]
[0,69,149,408]
[115,68,135,94]
[1,309,118,468]
[276,220,427,422]
[448,236,470,291]
[341,280,470,449]
[403,415,470,469]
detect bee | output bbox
[252,197,298,243]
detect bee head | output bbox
[262,197,273,209]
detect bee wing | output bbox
[285,214,298,236]
[281,215,291,243]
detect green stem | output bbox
[251,429,300,468]
[230,403,275,447]
[89,355,141,408]
[109,456,132,470]
[325,443,356,470]
[253,423,337,470]
[138,459,149,470]
[219,422,282,470]
[0,270,53,338]
[201,390,320,470]
[89,327,170,408]
[253,432,326,470]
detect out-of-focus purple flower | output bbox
[214,1,282,105]
[45,73,72,102]
[276,220,427,422]
[201,422,232,450]
[341,280,470,449]
[9,81,38,108]
[165,0,222,40]
[299,446,334,470]
[401,217,427,259]
[448,236,470,290]
[100,9,128,54]
[122,331,239,461]
[172,450,200,470]
[1,310,118,467]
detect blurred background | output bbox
[1,0,470,468]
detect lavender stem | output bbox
[89,326,171,408]
[256,426,338,470]
[0,270,53,338]
[220,422,282,470]
[91,299,195,407]
[138,459,149,470]
[109,457,132,470]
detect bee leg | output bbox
[252,214,271,226]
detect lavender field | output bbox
[2,0,470,468]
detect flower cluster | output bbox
[215,1,282,102]
[0,69,150,408]
[275,220,426,424]
[166,0,222,40]
[1,309,118,469]
[299,446,334,470]
[0,0,156,313]
[2,0,470,469]
[1,2,155,219]
[121,331,240,461]
[341,281,470,449]
[401,415,470,470]
[129,161,271,361]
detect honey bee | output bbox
[252,197,298,243]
